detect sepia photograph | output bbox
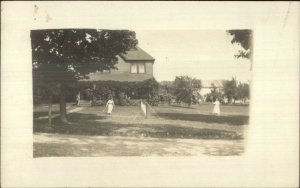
[32,29,252,157]
[1,1,299,187]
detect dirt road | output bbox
[34,133,244,157]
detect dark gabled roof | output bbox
[202,80,224,88]
[119,46,155,62]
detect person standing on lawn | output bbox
[213,98,221,116]
[105,96,115,115]
[76,92,80,106]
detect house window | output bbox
[131,63,146,74]
[131,63,138,73]
[138,63,145,73]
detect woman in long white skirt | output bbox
[105,97,115,115]
[213,99,221,116]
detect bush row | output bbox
[33,78,160,106]
[79,78,160,106]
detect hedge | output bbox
[78,78,160,106]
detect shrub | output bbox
[173,76,202,106]
[205,91,223,103]
[78,78,159,106]
[147,95,160,106]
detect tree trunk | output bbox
[60,84,68,123]
[48,95,53,126]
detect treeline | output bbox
[33,76,249,107]
[159,77,250,106]
[206,78,250,104]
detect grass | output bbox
[153,105,249,125]
[33,133,244,157]
[33,104,248,140]
[33,102,77,119]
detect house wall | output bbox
[88,55,154,82]
[199,87,223,96]
[199,88,212,96]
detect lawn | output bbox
[33,103,249,157]
[33,102,77,119]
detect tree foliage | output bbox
[31,29,138,122]
[205,85,223,103]
[32,29,138,81]
[236,82,250,101]
[223,77,238,103]
[223,78,250,103]
[78,78,159,106]
[227,30,253,59]
[173,76,202,106]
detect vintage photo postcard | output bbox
[1,1,299,187]
[31,29,251,157]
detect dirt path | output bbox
[33,133,244,157]
[35,106,86,120]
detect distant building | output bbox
[87,46,155,82]
[199,80,224,96]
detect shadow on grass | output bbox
[34,111,60,119]
[157,113,248,126]
[34,113,243,140]
[169,104,194,109]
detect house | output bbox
[199,80,224,95]
[197,80,224,101]
[77,46,155,105]
[87,46,155,82]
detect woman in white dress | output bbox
[213,99,220,116]
[105,97,115,115]
[76,92,80,106]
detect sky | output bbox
[135,30,251,82]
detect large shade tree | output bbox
[31,29,138,123]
